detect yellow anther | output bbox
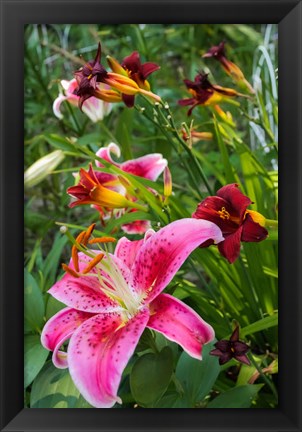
[217,206,230,220]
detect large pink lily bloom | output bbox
[41,218,224,408]
[94,142,167,234]
[53,79,112,123]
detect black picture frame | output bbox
[1,0,301,431]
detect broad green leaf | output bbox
[207,384,263,408]
[130,346,174,407]
[45,295,65,320]
[24,335,49,388]
[24,269,45,332]
[175,341,220,407]
[154,391,183,408]
[30,361,80,408]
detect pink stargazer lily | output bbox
[53,79,112,123]
[41,218,224,408]
[94,142,167,234]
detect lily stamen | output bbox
[61,263,80,278]
[88,236,116,244]
[82,253,105,274]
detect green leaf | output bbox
[207,384,263,408]
[45,295,65,320]
[213,117,238,184]
[44,134,76,152]
[24,335,49,388]
[130,346,174,407]
[115,108,134,160]
[240,313,278,337]
[41,233,68,290]
[175,341,220,407]
[30,361,80,408]
[24,269,45,332]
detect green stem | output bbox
[135,104,204,199]
[265,219,278,228]
[248,353,278,402]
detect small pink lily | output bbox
[41,218,224,408]
[53,79,112,123]
[95,142,168,234]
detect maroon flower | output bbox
[210,326,250,365]
[107,51,160,107]
[74,43,108,109]
[203,41,254,94]
[192,183,268,263]
[203,41,227,62]
[178,72,244,116]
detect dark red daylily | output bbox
[107,51,160,107]
[178,72,246,116]
[203,41,254,94]
[210,326,250,365]
[74,43,109,108]
[73,44,160,109]
[192,183,268,263]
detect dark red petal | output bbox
[217,184,252,221]
[122,51,140,72]
[178,97,196,106]
[219,352,233,365]
[215,340,231,352]
[94,42,101,65]
[78,93,93,111]
[187,103,200,116]
[67,185,88,199]
[122,93,135,108]
[218,227,243,263]
[199,238,215,248]
[210,348,223,357]
[140,62,160,79]
[234,354,251,365]
[241,214,268,242]
[233,341,249,355]
[230,326,240,342]
[192,196,238,234]
[203,41,226,59]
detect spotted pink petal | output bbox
[49,253,122,314]
[68,308,149,408]
[41,307,94,368]
[96,143,121,168]
[121,153,167,181]
[130,218,224,304]
[147,294,215,359]
[114,236,145,270]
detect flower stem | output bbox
[265,219,278,228]
[248,352,278,402]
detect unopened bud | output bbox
[24,150,65,188]
[163,166,172,198]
